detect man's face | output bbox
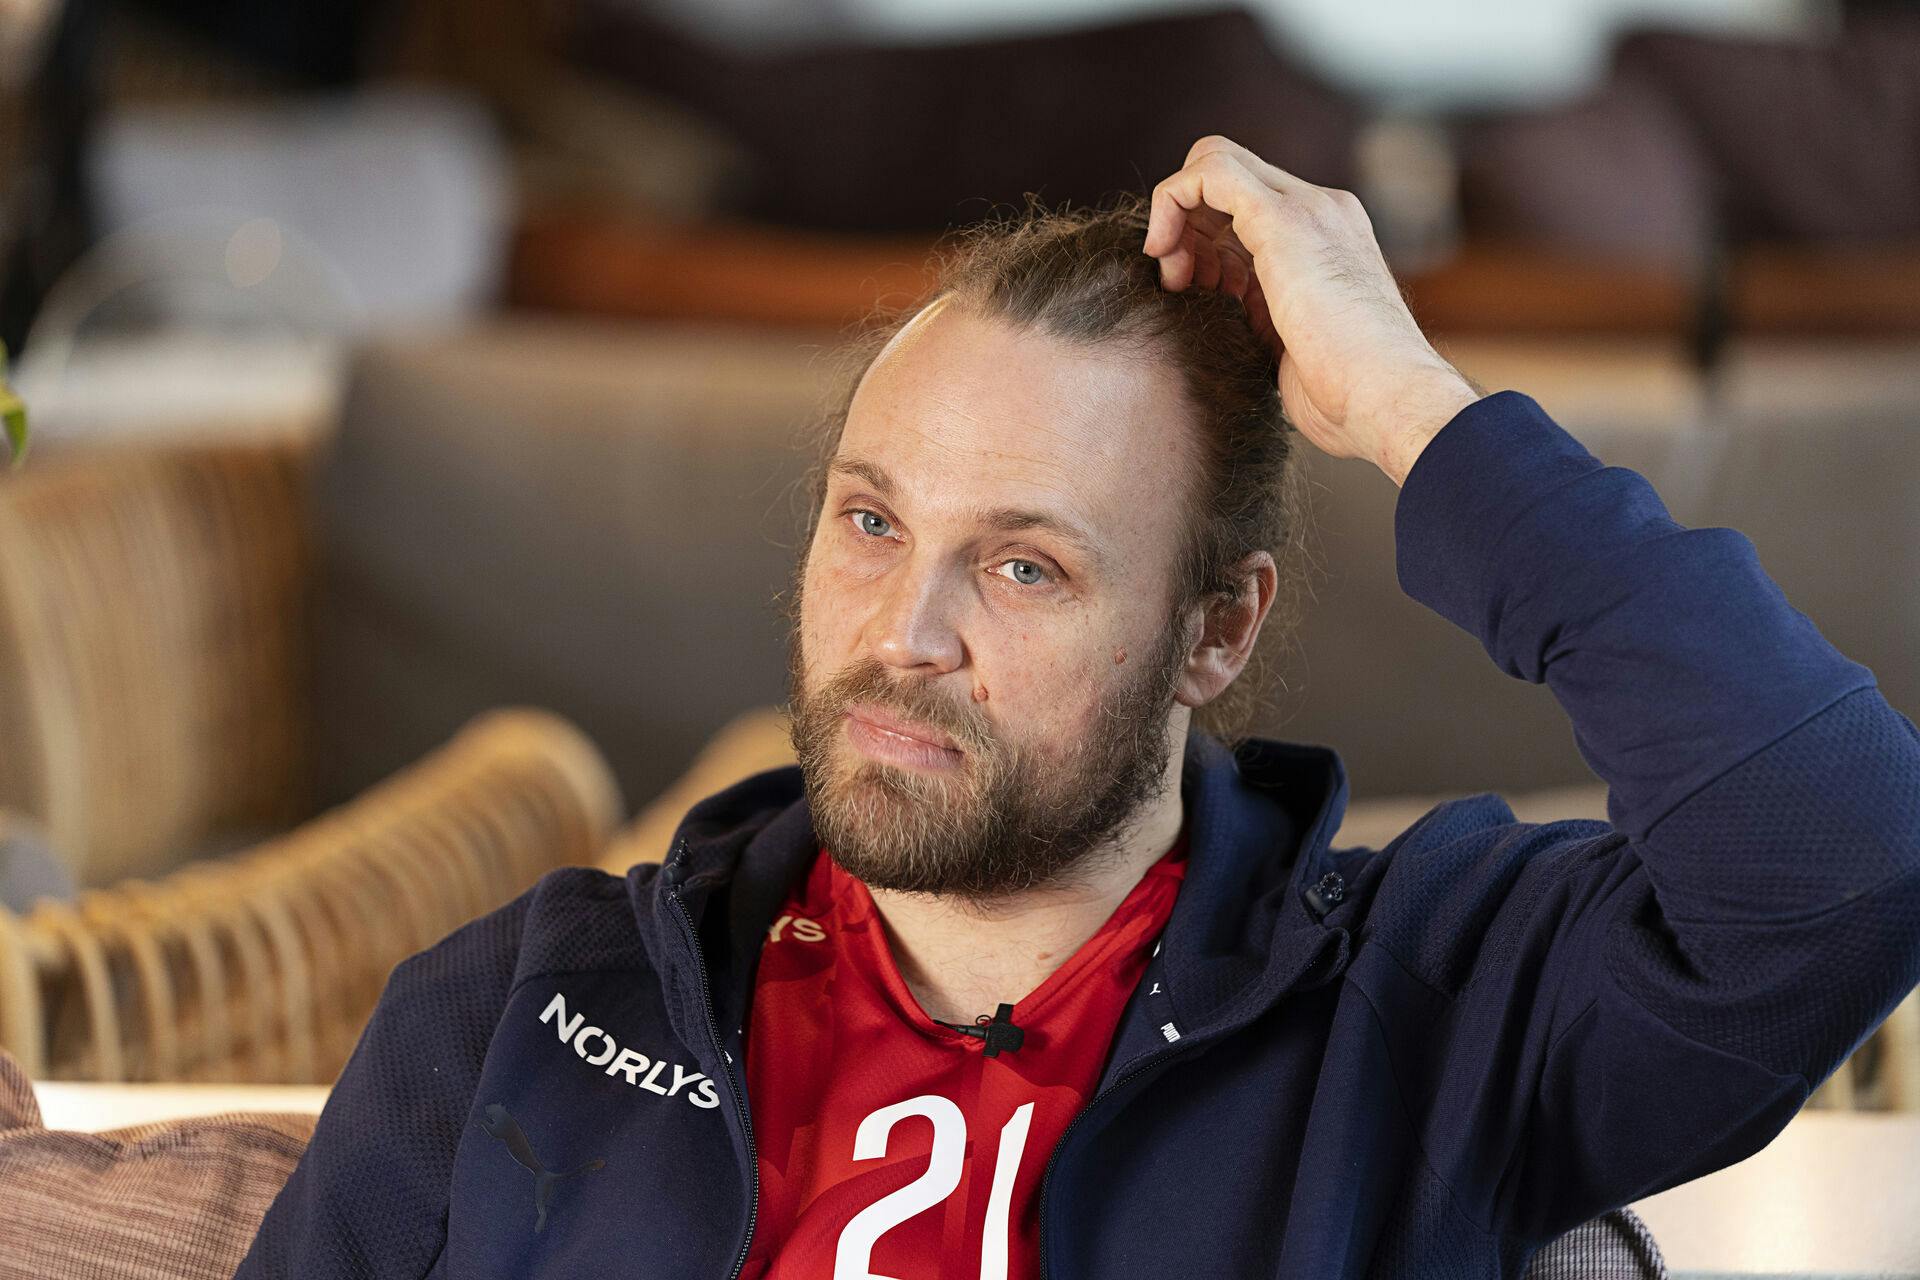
[788,298,1201,901]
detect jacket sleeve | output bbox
[231,896,530,1279]
[1388,390,1920,1243]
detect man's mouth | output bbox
[843,703,965,770]
[846,702,961,750]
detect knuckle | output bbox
[1194,149,1239,179]
[1185,134,1236,165]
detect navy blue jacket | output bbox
[234,392,1920,1278]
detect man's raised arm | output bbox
[1388,383,1918,1237]
[1146,135,1920,1239]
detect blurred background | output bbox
[0,1,1916,1272]
[0,0,1915,1134]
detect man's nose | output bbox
[863,558,965,674]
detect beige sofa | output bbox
[307,321,1919,817]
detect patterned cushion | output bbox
[0,1048,316,1279]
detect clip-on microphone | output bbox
[939,1002,1025,1057]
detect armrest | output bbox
[13,707,620,1085]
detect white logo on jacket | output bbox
[538,991,721,1109]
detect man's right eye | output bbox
[850,510,894,538]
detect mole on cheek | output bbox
[1113,646,1127,665]
[972,685,989,702]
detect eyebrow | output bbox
[827,454,1108,571]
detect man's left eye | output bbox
[994,559,1049,586]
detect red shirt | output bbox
[741,835,1187,1280]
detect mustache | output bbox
[810,657,995,755]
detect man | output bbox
[235,137,1920,1278]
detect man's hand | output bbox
[1143,135,1480,486]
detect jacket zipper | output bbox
[1034,924,1344,1279]
[1036,1035,1199,1280]
[666,840,760,1280]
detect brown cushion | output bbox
[0,1048,314,1279]
[1613,22,1920,242]
[565,5,1360,233]
[1458,74,1713,270]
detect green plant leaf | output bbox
[1,392,24,469]
[0,341,25,468]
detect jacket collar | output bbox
[633,729,1355,1056]
[1160,733,1354,1035]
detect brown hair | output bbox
[793,191,1319,746]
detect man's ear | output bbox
[1174,551,1278,711]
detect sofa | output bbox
[309,319,1919,824]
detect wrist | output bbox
[1365,366,1480,487]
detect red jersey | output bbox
[740,835,1187,1279]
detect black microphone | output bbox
[938,1002,1026,1057]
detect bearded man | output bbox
[237,137,1920,1279]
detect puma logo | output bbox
[479,1104,607,1233]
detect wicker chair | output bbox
[0,439,622,1083]
[604,706,1920,1113]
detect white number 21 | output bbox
[833,1095,1037,1280]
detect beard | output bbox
[786,594,1189,904]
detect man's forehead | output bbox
[834,302,1194,570]
[844,303,1191,491]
